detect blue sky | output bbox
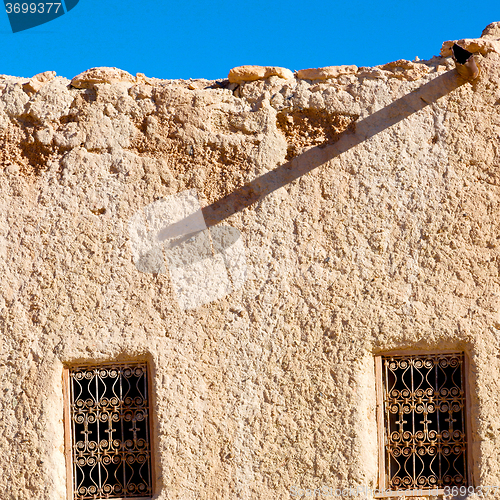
[0,0,499,81]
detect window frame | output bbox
[374,350,473,498]
[62,361,155,500]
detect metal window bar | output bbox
[68,363,152,500]
[381,353,467,491]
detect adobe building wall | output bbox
[1,23,500,500]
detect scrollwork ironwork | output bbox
[69,363,152,499]
[382,353,467,491]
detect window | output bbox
[64,363,153,500]
[375,352,471,496]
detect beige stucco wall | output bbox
[1,23,500,500]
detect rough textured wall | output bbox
[1,23,500,500]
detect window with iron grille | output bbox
[64,363,153,500]
[375,352,470,495]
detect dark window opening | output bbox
[67,363,152,500]
[379,353,468,491]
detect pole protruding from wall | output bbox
[452,43,481,80]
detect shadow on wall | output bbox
[194,69,467,228]
[129,69,468,309]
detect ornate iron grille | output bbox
[68,363,152,499]
[381,353,468,491]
